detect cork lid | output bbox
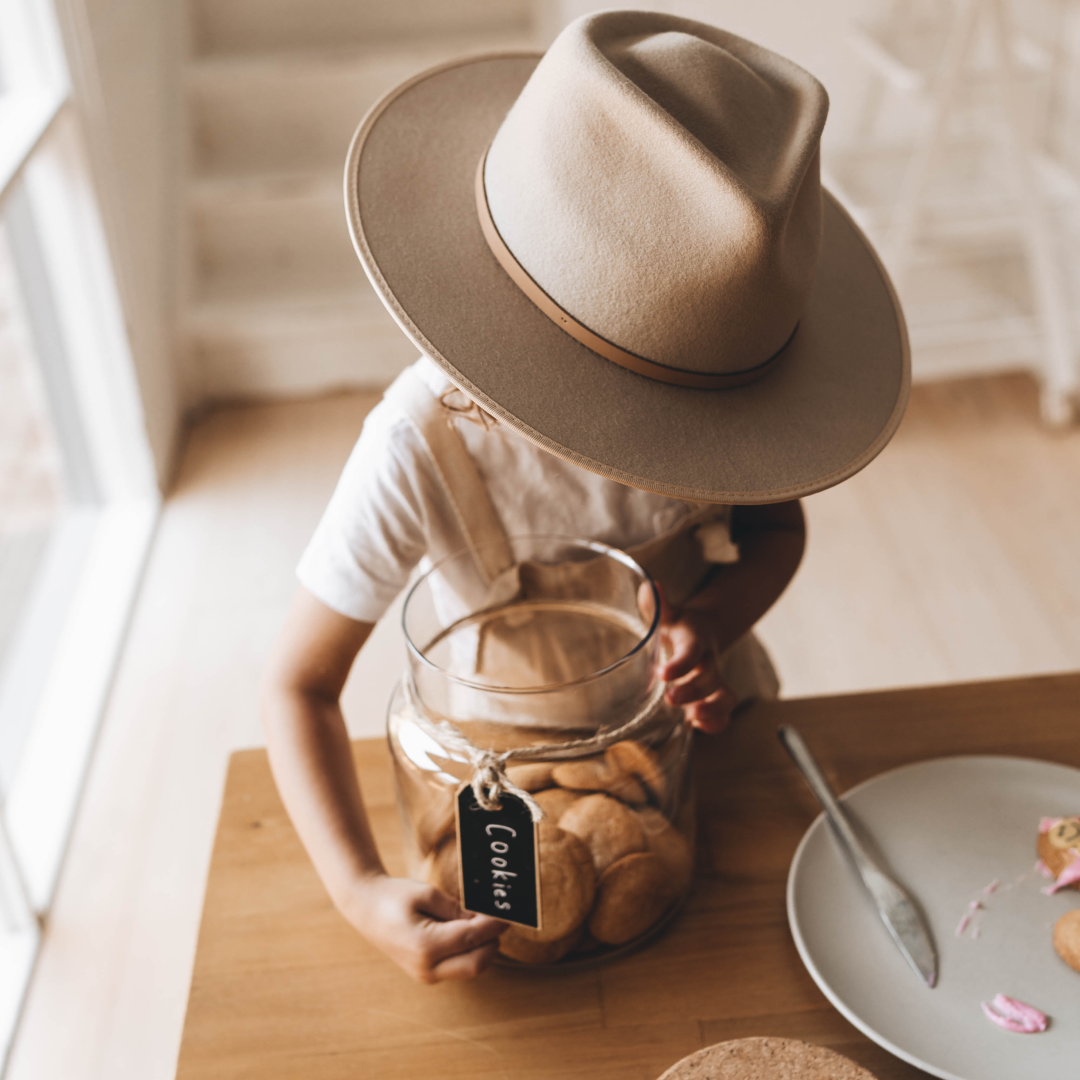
[657,1038,879,1080]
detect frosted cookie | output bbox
[656,1037,878,1080]
[499,924,582,965]
[1038,816,1080,881]
[534,786,581,822]
[636,807,693,893]
[608,740,667,803]
[1053,909,1080,974]
[552,752,648,805]
[589,851,676,945]
[505,762,556,792]
[559,793,647,874]
[421,834,460,902]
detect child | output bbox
[262,10,909,985]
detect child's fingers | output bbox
[684,686,736,734]
[636,580,659,624]
[658,624,703,681]
[413,884,468,923]
[429,938,502,981]
[665,663,725,706]
[421,908,507,961]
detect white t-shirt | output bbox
[297,357,706,623]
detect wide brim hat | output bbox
[345,13,910,504]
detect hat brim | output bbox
[346,53,910,504]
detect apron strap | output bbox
[385,368,515,583]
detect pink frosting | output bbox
[1036,859,1055,879]
[1040,817,1063,833]
[982,879,999,895]
[1042,849,1080,895]
[955,913,971,937]
[981,994,1049,1034]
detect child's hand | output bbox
[655,590,736,735]
[345,873,507,983]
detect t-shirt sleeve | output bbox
[296,399,430,623]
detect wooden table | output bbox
[175,673,1080,1079]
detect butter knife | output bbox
[778,725,938,988]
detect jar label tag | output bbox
[456,784,541,929]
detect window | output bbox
[0,0,159,1067]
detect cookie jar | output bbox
[387,536,696,965]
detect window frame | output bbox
[0,0,162,1068]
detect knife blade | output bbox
[779,725,938,988]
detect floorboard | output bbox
[7,373,1080,1080]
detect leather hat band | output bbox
[475,151,793,390]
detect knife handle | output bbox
[778,725,881,883]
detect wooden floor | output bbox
[7,373,1080,1080]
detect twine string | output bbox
[403,679,671,822]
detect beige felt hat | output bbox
[345,10,910,504]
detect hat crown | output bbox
[483,11,829,376]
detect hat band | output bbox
[475,152,792,389]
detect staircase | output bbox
[182,0,541,402]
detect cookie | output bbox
[421,833,460,902]
[608,740,667,802]
[552,753,648,805]
[570,928,599,954]
[1038,816,1080,880]
[499,924,582,965]
[1053,909,1080,974]
[559,793,647,874]
[534,786,581,822]
[589,851,676,945]
[656,1037,878,1080]
[505,762,556,792]
[521,823,596,945]
[636,807,693,894]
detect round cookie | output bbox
[509,824,595,951]
[421,833,460,902]
[499,924,582,965]
[505,762,556,793]
[1053,909,1080,974]
[589,851,677,945]
[534,786,582,822]
[608,740,667,803]
[636,807,693,894]
[1038,816,1080,880]
[656,1037,878,1080]
[559,793,647,874]
[552,753,648,805]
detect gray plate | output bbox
[787,755,1080,1080]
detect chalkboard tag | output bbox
[456,784,541,929]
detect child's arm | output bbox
[261,588,506,982]
[660,499,806,732]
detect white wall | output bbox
[59,0,184,487]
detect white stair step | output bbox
[189,31,536,182]
[191,180,358,301]
[187,288,416,399]
[189,0,535,57]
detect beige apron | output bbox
[384,369,778,707]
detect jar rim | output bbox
[400,534,661,695]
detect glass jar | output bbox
[387,536,696,965]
